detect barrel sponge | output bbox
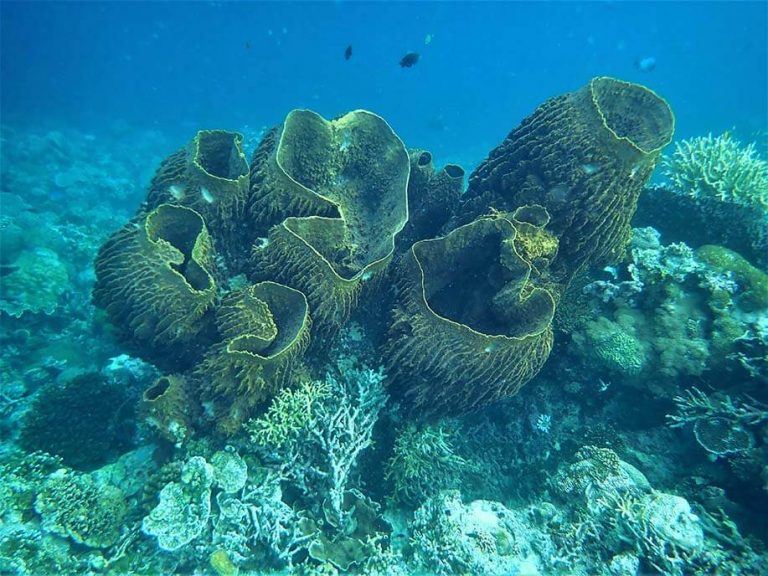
[199,281,310,431]
[141,375,194,444]
[248,110,409,331]
[145,130,250,232]
[252,216,372,330]
[396,149,465,252]
[385,216,556,419]
[93,204,217,352]
[248,109,409,237]
[463,77,674,279]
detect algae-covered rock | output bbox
[386,214,556,419]
[463,77,674,279]
[93,203,217,364]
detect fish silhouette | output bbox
[344,45,352,61]
[399,52,420,68]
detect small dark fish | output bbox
[399,51,419,68]
[244,40,251,50]
[344,45,352,61]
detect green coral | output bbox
[244,379,331,449]
[385,423,468,504]
[34,468,127,548]
[663,133,768,209]
[578,317,646,376]
[0,248,69,317]
[696,245,768,312]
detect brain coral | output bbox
[385,214,556,419]
[461,76,674,280]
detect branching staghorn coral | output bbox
[663,133,768,209]
[667,387,768,428]
[246,363,387,534]
[667,387,767,456]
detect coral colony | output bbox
[1,77,767,575]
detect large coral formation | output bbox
[145,130,250,232]
[462,76,674,279]
[386,214,556,418]
[93,203,217,362]
[200,281,311,433]
[250,109,410,330]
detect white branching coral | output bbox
[663,133,768,209]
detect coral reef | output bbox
[35,468,128,548]
[637,133,768,268]
[6,78,768,575]
[19,372,135,470]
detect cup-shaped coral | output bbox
[145,130,250,231]
[249,109,409,331]
[199,281,311,434]
[462,77,674,279]
[93,204,217,366]
[385,215,556,419]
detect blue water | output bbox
[2,1,766,167]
